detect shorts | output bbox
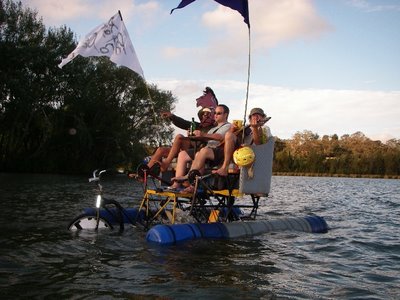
[209,147,224,167]
[186,147,223,167]
[186,148,196,160]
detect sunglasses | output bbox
[215,111,225,115]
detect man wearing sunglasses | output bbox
[170,104,231,191]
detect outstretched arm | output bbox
[161,112,192,130]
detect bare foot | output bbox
[171,175,188,182]
[212,167,228,176]
[168,182,181,190]
[183,185,195,193]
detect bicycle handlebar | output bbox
[88,169,107,183]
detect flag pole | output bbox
[243,25,251,127]
[242,5,251,142]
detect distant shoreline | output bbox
[273,172,400,179]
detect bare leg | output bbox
[190,147,215,174]
[148,147,170,168]
[181,147,215,193]
[170,150,192,188]
[160,134,191,172]
[213,131,237,176]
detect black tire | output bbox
[67,213,113,231]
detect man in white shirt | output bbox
[170,104,231,190]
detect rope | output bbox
[118,11,160,141]
[143,82,159,127]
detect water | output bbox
[0,173,399,299]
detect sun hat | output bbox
[198,107,212,119]
[248,108,271,121]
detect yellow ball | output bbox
[233,146,255,167]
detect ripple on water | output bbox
[1,174,400,299]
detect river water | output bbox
[0,173,399,299]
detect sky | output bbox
[21,0,400,141]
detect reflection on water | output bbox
[0,173,399,299]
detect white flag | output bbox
[58,11,144,78]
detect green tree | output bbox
[0,0,176,173]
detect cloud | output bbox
[247,86,400,141]
[162,47,189,59]
[347,0,400,12]
[21,0,161,28]
[165,0,333,76]
[24,0,332,76]
[250,0,333,49]
[151,78,400,142]
[203,0,332,49]
[22,0,89,24]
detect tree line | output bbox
[1,1,399,177]
[273,130,400,177]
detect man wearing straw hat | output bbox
[213,107,272,176]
